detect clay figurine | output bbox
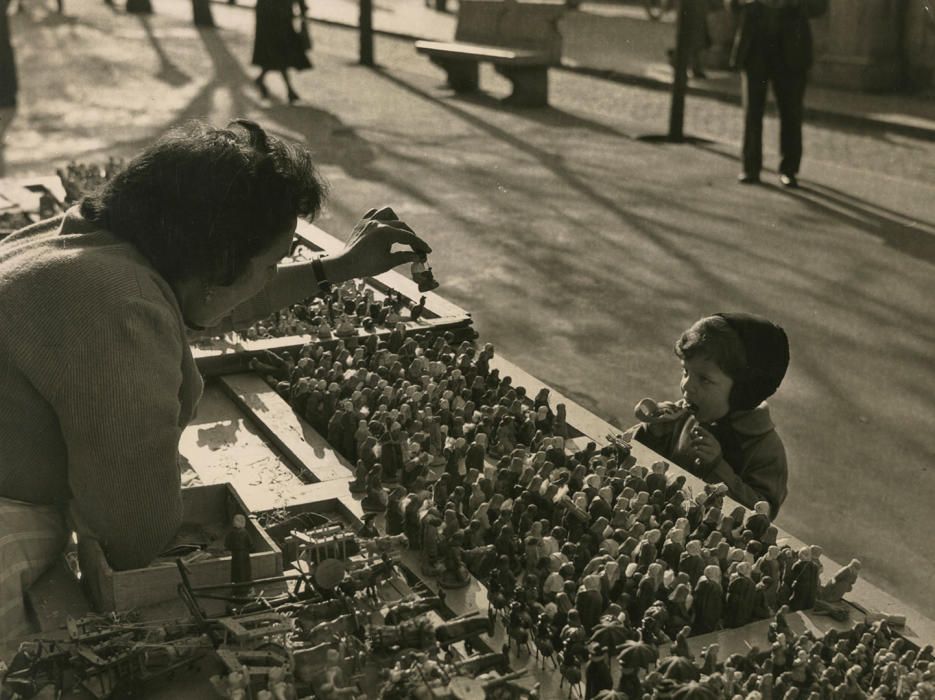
[358,511,380,539]
[362,465,388,512]
[691,565,724,634]
[225,513,252,596]
[634,397,690,424]
[348,459,368,494]
[788,546,821,611]
[410,295,427,321]
[410,255,439,292]
[724,562,756,629]
[819,558,861,603]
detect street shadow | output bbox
[688,139,935,267]
[260,102,381,180]
[136,14,191,86]
[447,88,634,140]
[195,27,385,181]
[0,107,13,177]
[32,11,79,25]
[777,184,935,268]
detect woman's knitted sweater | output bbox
[0,211,204,570]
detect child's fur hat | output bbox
[715,312,790,411]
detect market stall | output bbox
[2,177,934,700]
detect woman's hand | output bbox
[327,207,432,283]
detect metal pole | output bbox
[668,0,690,142]
[359,0,374,66]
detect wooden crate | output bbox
[192,221,475,378]
[78,483,283,613]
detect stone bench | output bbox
[415,0,564,107]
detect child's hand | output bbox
[689,424,722,468]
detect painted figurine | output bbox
[225,513,252,596]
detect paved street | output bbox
[3,0,935,626]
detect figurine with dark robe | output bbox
[357,511,380,539]
[584,644,613,699]
[385,487,406,536]
[438,532,472,588]
[691,565,724,635]
[724,564,757,628]
[788,546,821,611]
[362,464,388,512]
[225,513,252,596]
[348,459,368,494]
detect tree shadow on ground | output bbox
[137,14,191,86]
[195,27,383,181]
[691,139,935,268]
[788,182,935,266]
[444,86,638,140]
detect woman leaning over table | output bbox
[0,118,431,640]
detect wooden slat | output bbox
[414,40,550,65]
[218,373,354,484]
[178,383,311,510]
[192,316,474,377]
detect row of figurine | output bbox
[250,328,862,633]
[222,249,438,342]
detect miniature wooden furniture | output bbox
[414,0,565,107]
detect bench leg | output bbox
[494,64,548,108]
[430,57,479,93]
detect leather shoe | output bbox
[779,173,799,188]
[737,172,760,184]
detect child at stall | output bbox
[628,313,790,518]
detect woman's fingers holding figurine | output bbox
[344,214,431,278]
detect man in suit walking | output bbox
[728,0,828,187]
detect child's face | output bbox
[680,356,733,423]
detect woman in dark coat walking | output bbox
[252,0,312,104]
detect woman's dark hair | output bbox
[674,315,747,380]
[80,119,328,286]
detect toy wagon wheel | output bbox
[314,558,347,590]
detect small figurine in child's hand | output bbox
[225,513,252,595]
[634,397,690,424]
[410,254,439,292]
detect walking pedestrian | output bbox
[728,0,828,187]
[252,0,313,105]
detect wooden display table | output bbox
[13,222,935,700]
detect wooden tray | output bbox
[78,483,283,613]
